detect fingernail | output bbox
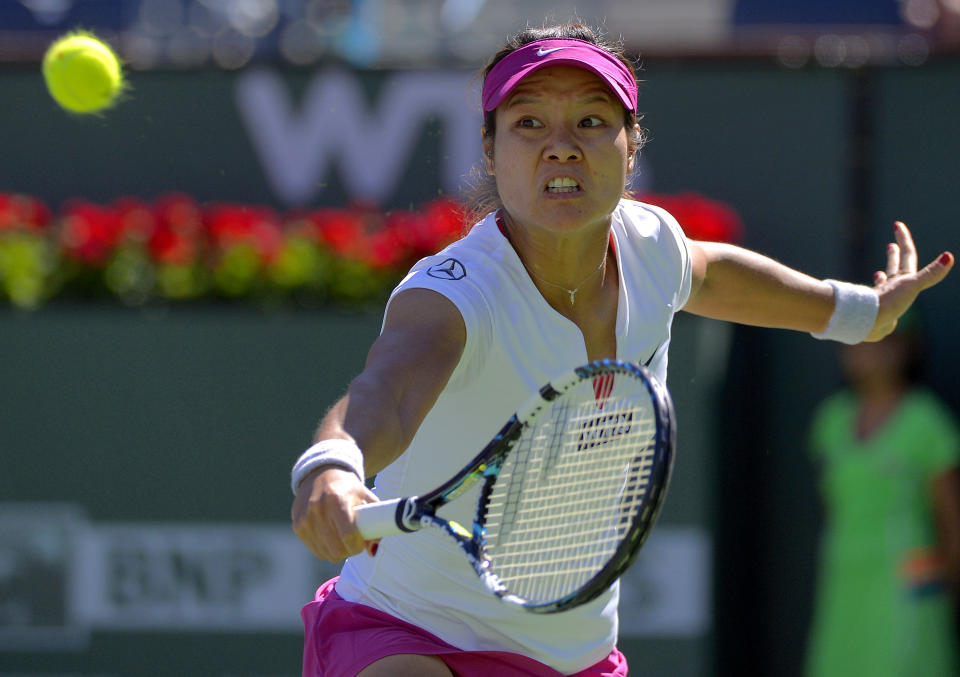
[874,271,884,283]
[940,252,953,265]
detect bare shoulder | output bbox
[365,288,467,380]
[383,288,466,346]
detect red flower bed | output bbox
[638,192,744,244]
[0,191,741,309]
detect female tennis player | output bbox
[290,23,954,677]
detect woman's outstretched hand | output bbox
[867,221,953,341]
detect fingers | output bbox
[914,251,955,292]
[291,468,378,562]
[885,242,900,277]
[297,506,361,561]
[292,494,345,561]
[330,504,368,558]
[879,221,951,291]
[893,221,918,273]
[868,243,952,341]
[357,486,382,556]
[320,485,382,559]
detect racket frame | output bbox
[353,358,676,613]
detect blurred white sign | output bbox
[0,503,88,650]
[71,522,335,631]
[235,68,482,206]
[0,504,338,650]
[0,503,708,651]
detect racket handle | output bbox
[354,497,409,539]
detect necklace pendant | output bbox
[568,290,576,305]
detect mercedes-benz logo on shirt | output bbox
[427,258,467,280]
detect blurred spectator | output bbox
[805,311,960,677]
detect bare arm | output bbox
[313,289,466,474]
[683,240,834,331]
[683,222,953,341]
[291,288,467,561]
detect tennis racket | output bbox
[353,358,675,613]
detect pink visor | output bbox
[481,38,637,113]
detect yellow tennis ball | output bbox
[42,31,124,114]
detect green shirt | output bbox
[805,388,960,677]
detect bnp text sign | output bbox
[0,504,339,650]
[72,522,330,631]
[0,504,706,651]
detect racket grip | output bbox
[354,498,408,540]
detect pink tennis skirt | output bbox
[301,577,628,677]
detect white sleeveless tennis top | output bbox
[336,199,692,674]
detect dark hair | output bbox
[462,23,645,226]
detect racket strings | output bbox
[481,378,658,604]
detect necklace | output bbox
[527,255,606,305]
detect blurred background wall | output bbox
[1,1,959,676]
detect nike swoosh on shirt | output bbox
[645,340,665,367]
[536,47,569,56]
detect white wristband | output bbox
[810,279,879,345]
[291,439,365,495]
